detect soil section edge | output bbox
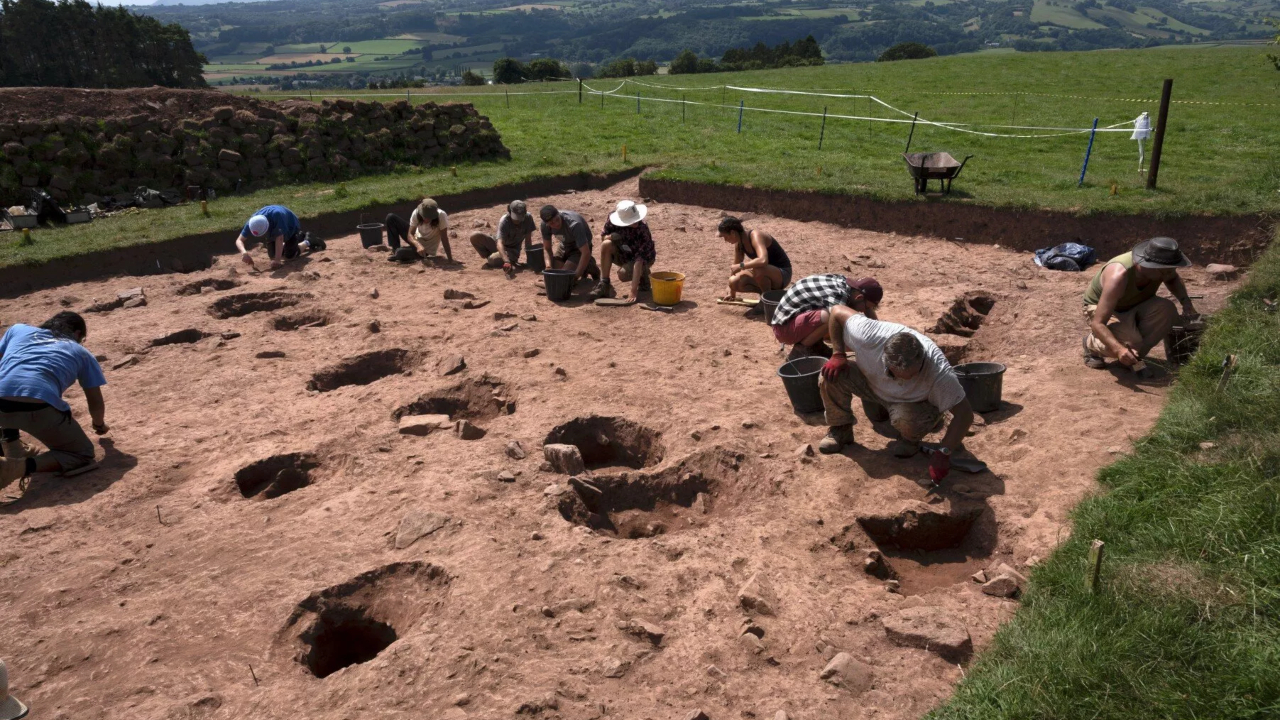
[638,177,1274,266]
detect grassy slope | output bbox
[934,236,1280,719]
[6,45,1277,270]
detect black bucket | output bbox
[526,245,546,273]
[778,356,827,415]
[358,223,384,249]
[1163,322,1204,366]
[761,289,785,324]
[954,362,1006,413]
[543,269,576,302]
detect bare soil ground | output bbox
[0,176,1240,720]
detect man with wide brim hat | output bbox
[1082,236,1198,377]
[1,659,29,720]
[592,200,657,303]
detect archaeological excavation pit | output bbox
[307,349,415,393]
[271,310,333,331]
[543,416,665,471]
[391,374,514,422]
[931,292,997,338]
[208,291,312,319]
[556,449,741,538]
[235,452,320,499]
[282,561,450,679]
[149,328,209,347]
[840,500,995,595]
[176,278,242,296]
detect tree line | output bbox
[0,0,206,88]
[669,35,823,75]
[490,57,573,84]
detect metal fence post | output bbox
[1078,118,1099,187]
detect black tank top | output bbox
[742,233,791,269]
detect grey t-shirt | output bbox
[541,210,592,254]
[498,213,537,251]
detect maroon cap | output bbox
[847,277,883,305]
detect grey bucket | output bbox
[954,362,1006,413]
[761,289,785,324]
[358,223,384,248]
[543,269,576,301]
[526,245,546,273]
[778,356,827,414]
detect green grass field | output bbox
[368,44,1275,219]
[432,42,504,59]
[9,45,1279,271]
[1031,0,1107,29]
[934,231,1280,719]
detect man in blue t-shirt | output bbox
[0,312,108,489]
[234,205,326,270]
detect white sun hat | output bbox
[0,660,28,720]
[248,214,270,236]
[608,200,647,227]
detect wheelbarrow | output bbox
[903,152,974,195]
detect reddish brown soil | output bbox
[0,176,1241,720]
[0,87,266,123]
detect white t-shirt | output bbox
[411,208,449,243]
[844,314,966,411]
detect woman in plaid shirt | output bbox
[772,275,882,359]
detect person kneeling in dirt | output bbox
[1082,237,1198,379]
[540,204,601,288]
[718,216,792,307]
[817,308,973,483]
[590,200,656,303]
[0,312,108,491]
[235,205,324,270]
[773,274,882,359]
[385,198,455,265]
[469,200,537,274]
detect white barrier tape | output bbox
[612,78,1270,107]
[251,81,1135,138]
[594,90,1133,138]
[602,79,1133,137]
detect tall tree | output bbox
[492,57,526,84]
[0,0,206,88]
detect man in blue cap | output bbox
[234,205,325,269]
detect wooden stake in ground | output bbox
[1216,354,1238,393]
[1147,79,1173,190]
[1087,539,1105,593]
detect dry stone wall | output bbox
[0,96,508,207]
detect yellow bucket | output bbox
[650,271,685,306]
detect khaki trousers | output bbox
[469,232,510,268]
[1084,296,1177,358]
[819,364,943,442]
[0,405,95,471]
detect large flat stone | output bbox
[881,606,972,662]
[395,510,449,549]
[398,414,452,436]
